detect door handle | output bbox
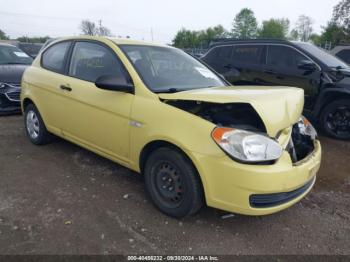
[60,85,72,92]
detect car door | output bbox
[230,44,267,85]
[35,41,72,134]
[60,41,134,165]
[261,44,321,108]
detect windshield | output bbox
[0,45,33,65]
[120,45,227,93]
[295,42,349,69]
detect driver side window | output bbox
[69,42,127,83]
[267,45,311,70]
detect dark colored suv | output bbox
[202,39,350,140]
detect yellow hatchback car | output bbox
[21,36,321,218]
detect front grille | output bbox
[249,177,315,208]
[5,91,20,102]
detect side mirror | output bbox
[95,75,134,93]
[298,60,317,71]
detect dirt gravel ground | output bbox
[0,115,349,255]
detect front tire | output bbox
[319,99,350,140]
[144,147,204,218]
[24,104,52,145]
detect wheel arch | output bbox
[22,97,35,112]
[313,88,350,118]
[139,140,208,201]
[22,96,49,129]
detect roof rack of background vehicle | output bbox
[208,38,291,48]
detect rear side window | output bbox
[203,45,233,64]
[42,42,71,73]
[69,42,127,83]
[215,46,233,60]
[267,45,310,68]
[336,49,350,64]
[232,45,265,65]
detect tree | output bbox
[309,33,322,45]
[98,25,112,37]
[318,21,349,47]
[172,25,229,48]
[333,0,350,34]
[231,8,258,39]
[80,20,112,36]
[80,20,98,36]
[258,18,290,39]
[16,36,50,43]
[289,29,299,40]
[293,15,314,41]
[96,20,112,37]
[172,28,200,48]
[198,25,229,46]
[0,29,9,40]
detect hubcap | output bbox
[326,105,350,138]
[153,162,184,207]
[26,110,40,139]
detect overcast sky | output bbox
[0,0,340,44]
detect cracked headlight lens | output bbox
[212,127,283,163]
[297,116,317,140]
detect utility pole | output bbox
[151,28,154,42]
[98,19,102,36]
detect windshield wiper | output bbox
[155,88,182,93]
[330,65,346,70]
[156,86,221,93]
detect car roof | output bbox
[49,36,167,47]
[330,45,350,54]
[0,42,16,47]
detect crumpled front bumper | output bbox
[190,139,321,216]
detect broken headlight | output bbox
[212,128,283,163]
[297,116,317,140]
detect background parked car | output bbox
[0,40,43,59]
[331,45,350,65]
[17,43,44,59]
[0,43,33,115]
[202,39,350,140]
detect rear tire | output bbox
[319,99,350,140]
[24,104,52,145]
[144,147,204,218]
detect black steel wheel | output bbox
[144,147,203,218]
[320,99,350,140]
[153,161,184,208]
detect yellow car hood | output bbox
[158,86,304,137]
